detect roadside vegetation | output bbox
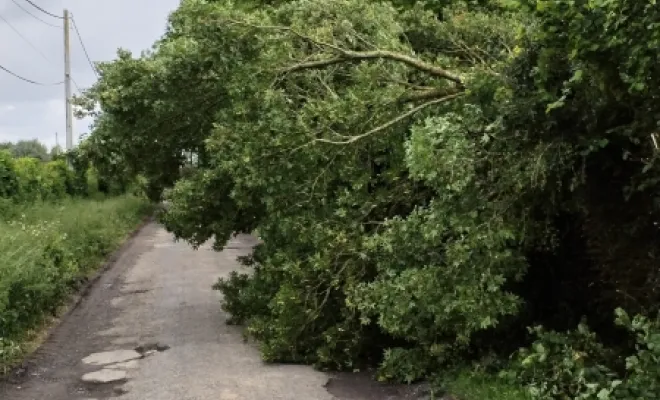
[75,0,660,398]
[0,148,151,371]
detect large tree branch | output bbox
[399,87,462,103]
[282,52,462,84]
[225,18,463,85]
[336,50,462,84]
[314,92,464,145]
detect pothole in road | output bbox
[113,386,129,396]
[135,342,170,356]
[77,382,130,399]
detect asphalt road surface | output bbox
[0,223,431,400]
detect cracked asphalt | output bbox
[0,223,429,400]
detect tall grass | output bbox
[0,196,152,370]
[441,369,531,400]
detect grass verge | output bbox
[440,369,530,400]
[0,195,152,372]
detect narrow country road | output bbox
[0,223,429,400]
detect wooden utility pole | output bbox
[63,9,73,151]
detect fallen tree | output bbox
[81,0,660,397]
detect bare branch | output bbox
[338,49,463,84]
[399,87,462,103]
[314,92,464,145]
[281,51,462,84]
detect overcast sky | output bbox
[0,0,181,149]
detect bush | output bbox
[12,157,80,202]
[13,157,45,202]
[0,196,152,369]
[505,322,618,399]
[0,145,123,203]
[0,150,17,198]
[507,309,660,399]
[42,160,73,200]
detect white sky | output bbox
[0,0,181,149]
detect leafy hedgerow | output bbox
[0,196,151,371]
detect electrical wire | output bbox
[20,0,63,20]
[0,13,52,62]
[0,63,63,86]
[72,77,81,92]
[72,76,85,93]
[10,0,60,28]
[70,14,99,78]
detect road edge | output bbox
[1,214,155,379]
[65,214,156,315]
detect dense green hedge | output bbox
[0,149,82,202]
[0,196,152,370]
[0,148,137,204]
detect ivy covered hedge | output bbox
[77,0,660,398]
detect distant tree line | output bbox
[0,139,63,162]
[0,138,141,203]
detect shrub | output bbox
[0,150,17,199]
[13,157,44,202]
[508,309,660,400]
[42,160,73,201]
[505,322,618,399]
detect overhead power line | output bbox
[0,63,63,86]
[0,13,52,62]
[72,76,86,93]
[20,0,63,20]
[70,14,99,78]
[10,0,60,28]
